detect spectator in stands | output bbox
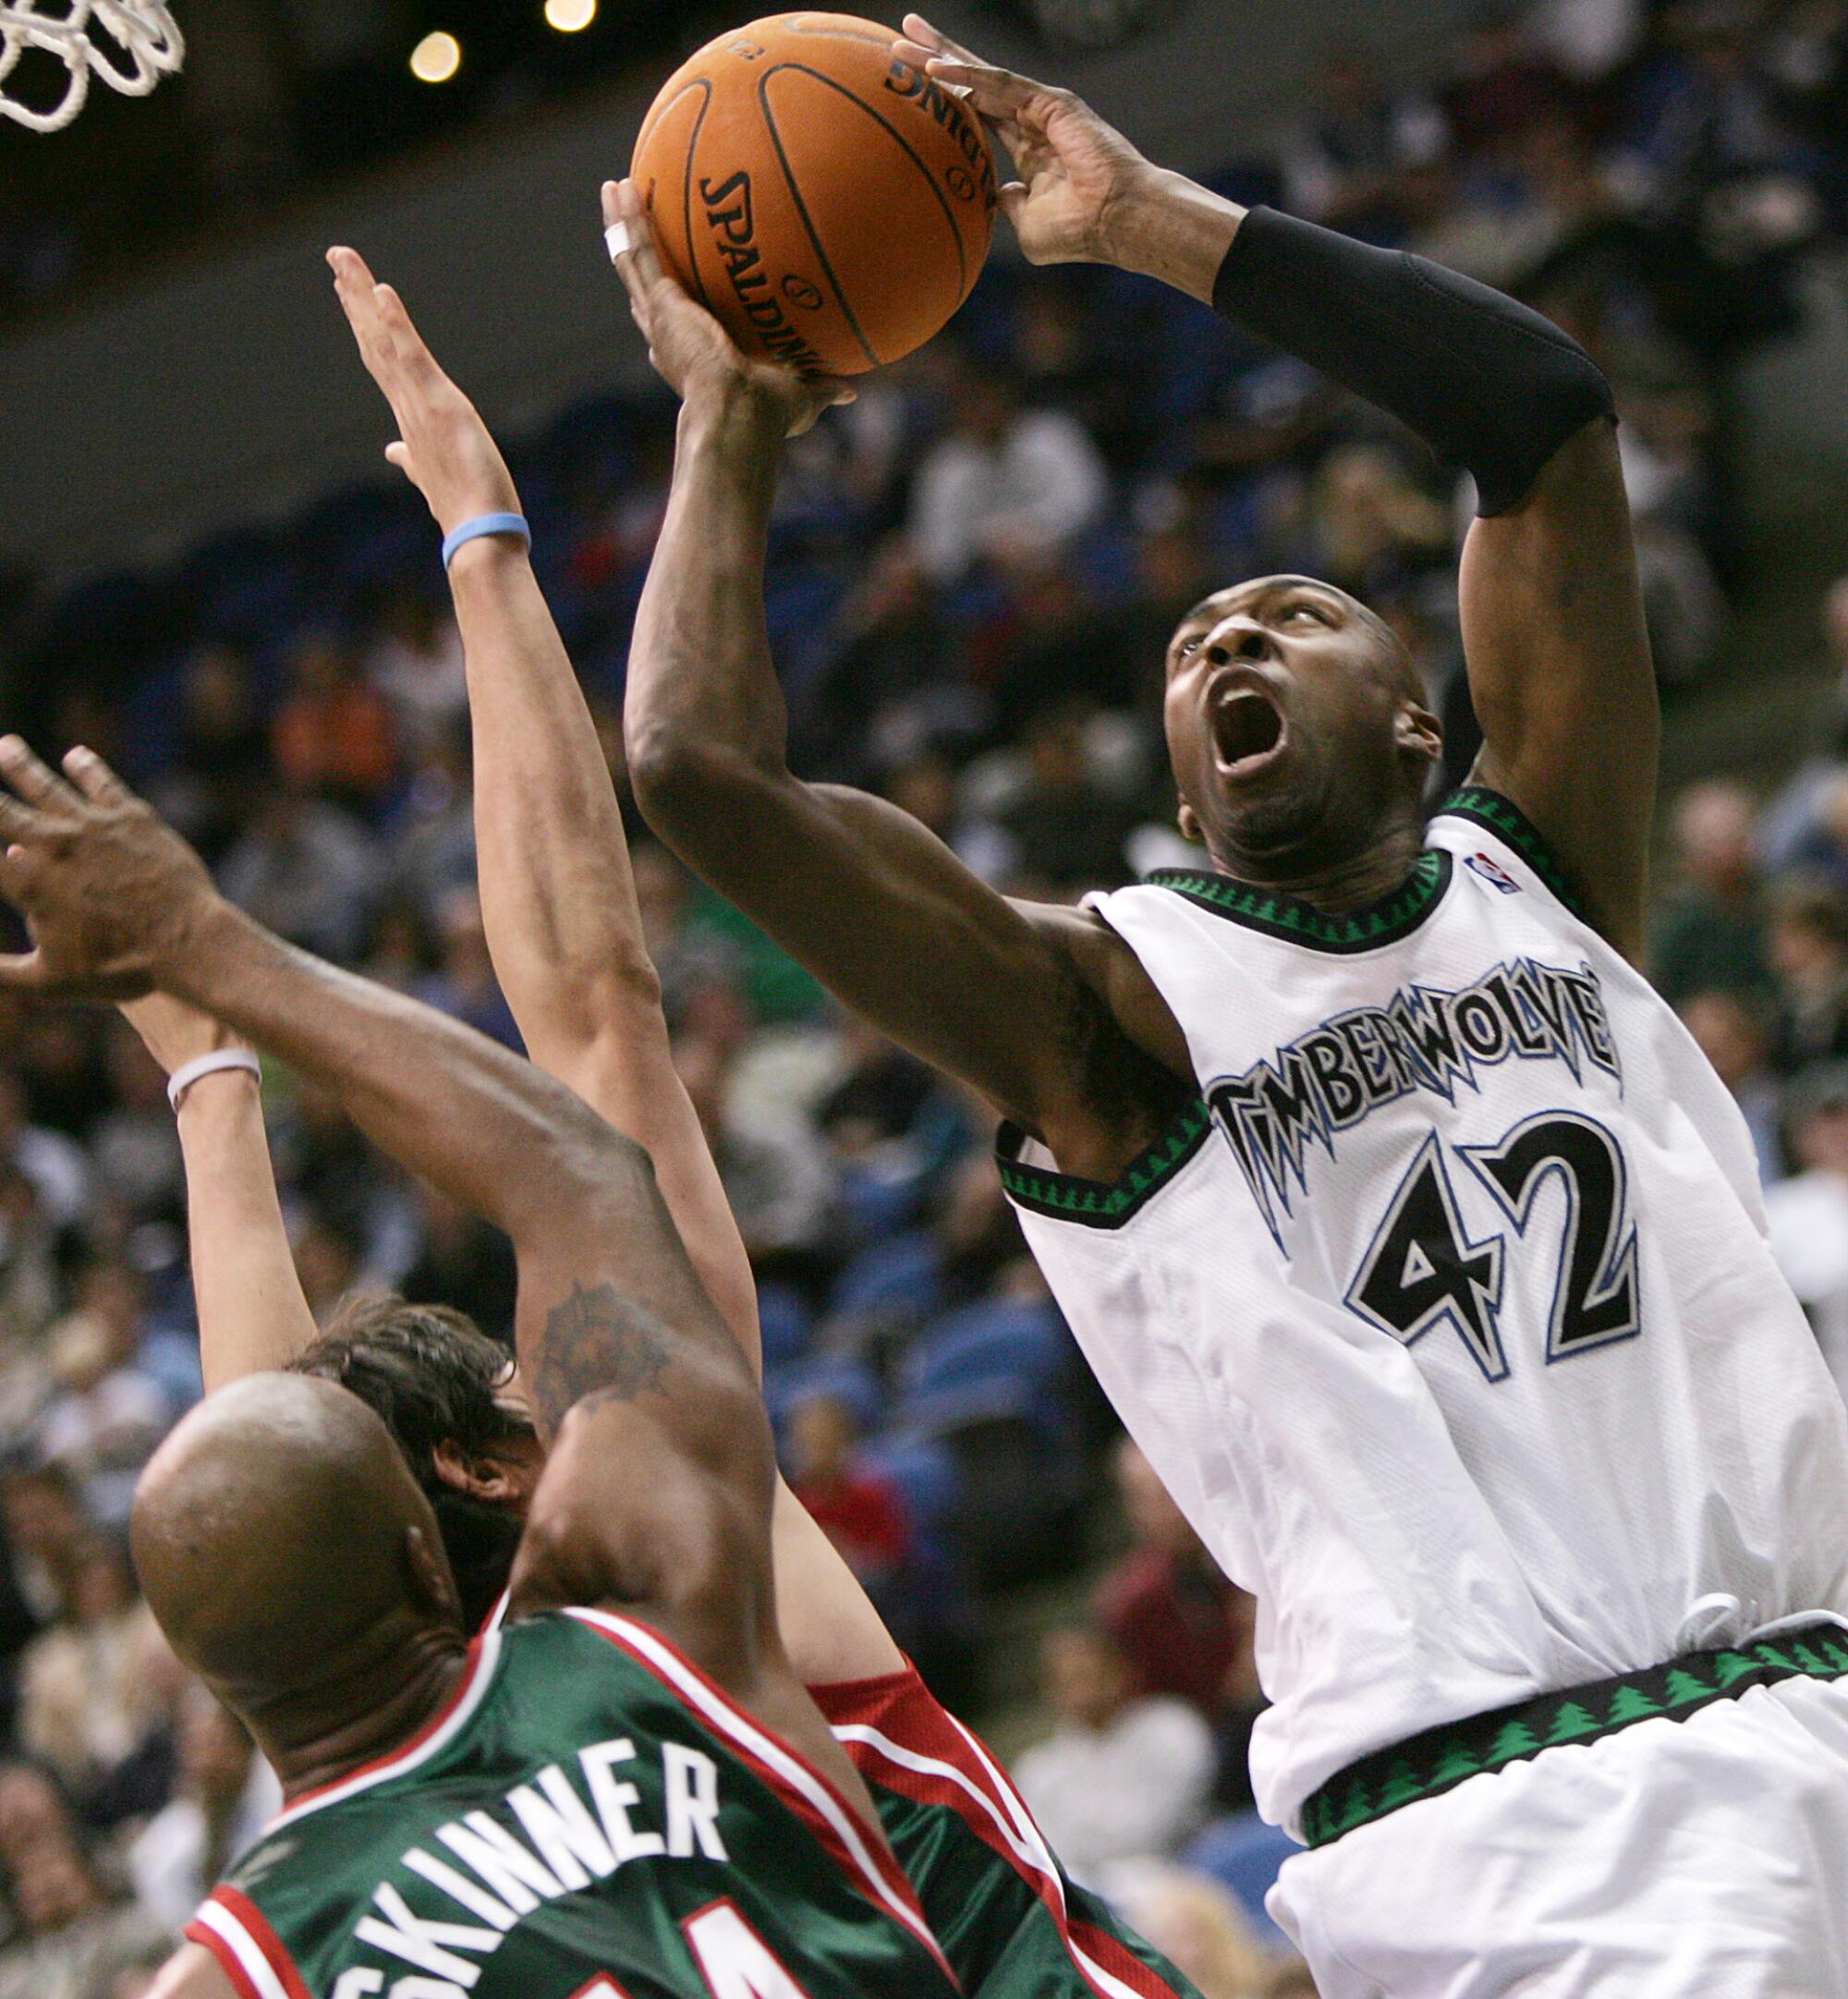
[1768,875,1848,1069]
[0,1465,84,1705]
[1013,1622,1217,1884]
[676,1032,840,1275]
[0,1763,169,1998]
[86,1024,181,1222]
[15,1535,177,1830]
[1650,779,1769,1004]
[908,361,1108,584]
[418,885,520,1051]
[0,1172,61,1435]
[1279,49,1447,234]
[35,1262,173,1531]
[270,631,398,810]
[1679,988,1784,1182]
[147,646,271,869]
[0,1071,89,1237]
[383,722,477,918]
[365,591,467,756]
[216,782,376,963]
[1099,1440,1246,1717]
[630,844,751,1030]
[786,1391,913,1606]
[1766,1061,1848,1399]
[996,702,1145,897]
[128,1683,279,1936]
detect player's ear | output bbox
[404,1523,461,1626]
[1396,702,1442,766]
[432,1436,524,1504]
[1177,799,1201,844]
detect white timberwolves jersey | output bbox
[1002,788,1848,1836]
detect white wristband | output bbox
[168,1049,261,1113]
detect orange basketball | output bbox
[631,13,997,378]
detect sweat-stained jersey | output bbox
[1000,787,1848,1838]
[185,1608,959,1999]
[816,1664,1201,1999]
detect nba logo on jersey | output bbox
[1465,852,1522,895]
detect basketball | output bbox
[630,13,997,378]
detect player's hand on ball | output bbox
[603,181,855,440]
[328,247,521,539]
[0,739,220,1003]
[894,14,1153,269]
[118,992,249,1079]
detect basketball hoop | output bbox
[0,0,184,133]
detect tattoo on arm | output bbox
[534,1280,674,1432]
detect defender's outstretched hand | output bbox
[0,738,218,1001]
[894,13,1152,268]
[328,246,518,537]
[602,180,854,437]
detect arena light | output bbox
[409,30,462,82]
[544,0,597,29]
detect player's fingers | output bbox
[0,736,77,810]
[610,179,679,309]
[373,284,447,388]
[918,56,1042,122]
[61,744,131,805]
[900,14,985,68]
[0,950,46,993]
[997,182,1031,228]
[0,795,41,849]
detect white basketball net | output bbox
[0,0,184,133]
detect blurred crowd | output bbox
[1,0,1847,1992]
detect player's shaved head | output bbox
[131,1373,463,1724]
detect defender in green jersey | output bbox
[0,738,959,1999]
[109,250,1210,1999]
[195,1606,950,1999]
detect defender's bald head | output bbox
[132,1373,461,1711]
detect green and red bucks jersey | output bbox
[817,1667,1203,1999]
[186,1607,959,1999]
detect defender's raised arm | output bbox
[0,742,776,1680]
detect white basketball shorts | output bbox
[1269,1675,1848,1997]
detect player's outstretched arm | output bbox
[119,993,320,1392]
[901,15,1656,956]
[0,742,778,1679]
[609,184,1182,1170]
[330,248,907,1685]
[329,246,757,1346]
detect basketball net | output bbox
[1,0,184,132]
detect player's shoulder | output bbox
[1425,783,1599,927]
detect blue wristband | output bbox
[442,512,530,568]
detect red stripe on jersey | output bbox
[1070,1920,1196,1999]
[189,1887,314,1999]
[564,1609,958,1992]
[183,1920,263,1999]
[814,1664,1194,1999]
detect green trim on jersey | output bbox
[1301,1618,1848,1847]
[1147,850,1453,954]
[997,1098,1213,1230]
[1435,786,1590,922]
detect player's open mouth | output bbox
[1212,688,1287,778]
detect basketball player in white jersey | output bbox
[608,15,1848,1992]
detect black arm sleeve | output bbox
[1212,207,1615,516]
